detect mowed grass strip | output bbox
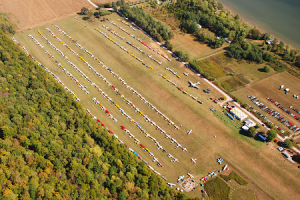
[204,177,230,200]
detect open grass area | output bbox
[197,53,277,92]
[221,171,248,185]
[170,33,213,60]
[204,177,230,200]
[13,12,300,200]
[231,187,257,200]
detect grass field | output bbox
[198,53,277,92]
[204,177,230,200]
[13,12,300,200]
[232,72,300,135]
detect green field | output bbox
[198,53,277,92]
[13,12,300,199]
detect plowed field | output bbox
[0,0,114,30]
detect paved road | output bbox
[87,0,98,8]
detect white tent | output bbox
[230,107,247,121]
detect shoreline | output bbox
[218,1,299,50]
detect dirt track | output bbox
[0,0,116,31]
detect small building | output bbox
[242,119,256,131]
[230,107,247,121]
[266,40,274,45]
[224,38,231,43]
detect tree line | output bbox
[120,4,174,42]
[0,30,198,199]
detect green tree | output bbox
[249,127,256,138]
[80,7,89,15]
[284,139,293,148]
[267,44,272,51]
[118,191,127,200]
[263,65,270,72]
[164,40,173,51]
[182,53,190,62]
[296,56,300,67]
[267,129,277,142]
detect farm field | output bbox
[232,72,300,136]
[0,0,98,30]
[13,12,300,200]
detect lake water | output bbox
[217,0,300,49]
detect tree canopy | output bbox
[266,129,277,142]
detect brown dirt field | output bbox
[0,0,118,31]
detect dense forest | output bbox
[0,30,197,199]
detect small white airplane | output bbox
[145,133,150,137]
[129,133,134,138]
[168,183,176,187]
[165,134,171,139]
[187,173,194,178]
[223,165,228,171]
[183,72,189,76]
[173,158,179,162]
[157,145,163,150]
[188,81,200,89]
[176,143,182,148]
[153,157,158,162]
[191,158,197,163]
[171,138,177,143]
[182,148,187,152]
[149,152,154,156]
[167,154,173,158]
[178,175,184,180]
[187,129,192,135]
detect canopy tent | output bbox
[230,107,247,121]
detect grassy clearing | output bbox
[198,59,227,80]
[221,171,248,185]
[221,77,244,92]
[231,188,257,200]
[197,53,277,92]
[204,177,230,200]
[13,12,300,200]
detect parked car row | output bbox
[248,96,299,133]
